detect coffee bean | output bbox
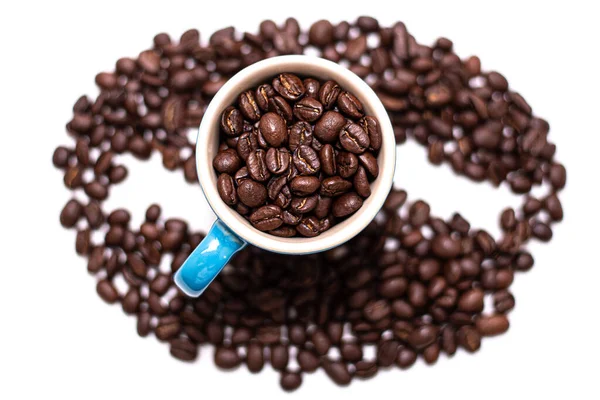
[319,80,342,109]
[247,149,270,182]
[340,123,369,154]
[431,234,462,258]
[332,192,363,217]
[354,166,371,198]
[238,90,261,121]
[457,326,481,352]
[237,179,267,208]
[289,121,313,151]
[293,145,320,175]
[319,144,337,176]
[268,96,293,121]
[97,280,119,303]
[476,314,509,336]
[273,73,305,101]
[266,147,290,174]
[259,112,287,147]
[213,149,241,174]
[170,338,198,362]
[309,20,334,47]
[249,205,283,231]
[247,342,264,372]
[236,132,258,160]
[322,359,352,385]
[321,176,352,197]
[60,199,83,228]
[214,346,241,369]
[337,91,364,119]
[217,174,238,206]
[314,111,346,142]
[220,106,243,137]
[298,349,319,371]
[291,176,321,196]
[304,78,321,98]
[358,152,379,179]
[255,84,275,111]
[407,325,437,350]
[290,194,318,214]
[293,97,323,122]
[337,152,359,178]
[280,372,302,392]
[458,289,484,312]
[359,116,382,151]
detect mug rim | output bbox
[196,55,396,255]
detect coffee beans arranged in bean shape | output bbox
[54,18,565,392]
[213,73,382,237]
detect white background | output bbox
[1,1,598,399]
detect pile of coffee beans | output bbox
[214,74,382,237]
[53,17,566,391]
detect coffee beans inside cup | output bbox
[214,73,382,237]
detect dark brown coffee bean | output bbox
[431,234,462,258]
[293,97,323,122]
[282,210,301,226]
[457,326,481,352]
[280,372,302,392]
[549,163,567,189]
[332,192,363,217]
[220,106,243,137]
[258,112,287,147]
[169,338,198,362]
[359,116,382,151]
[407,325,437,350]
[336,152,359,178]
[266,147,291,174]
[273,73,305,101]
[214,346,241,369]
[340,123,369,154]
[213,149,241,174]
[238,90,261,121]
[357,152,379,179]
[309,20,334,47]
[246,342,264,372]
[237,179,267,208]
[319,80,342,109]
[322,359,352,386]
[249,205,283,231]
[354,166,371,198]
[319,144,336,176]
[321,176,352,197]
[397,347,417,368]
[267,176,287,200]
[476,314,509,336]
[314,111,346,143]
[217,174,237,206]
[234,167,250,185]
[268,95,293,121]
[60,199,83,228]
[269,226,297,237]
[236,132,258,160]
[274,186,293,209]
[255,84,275,111]
[337,91,364,119]
[494,290,516,313]
[97,280,119,303]
[304,78,321,98]
[458,289,484,312]
[297,349,320,372]
[247,149,270,182]
[290,176,321,196]
[293,145,320,175]
[289,121,313,151]
[290,194,318,214]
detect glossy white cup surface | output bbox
[197,55,396,255]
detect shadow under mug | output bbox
[174,55,396,297]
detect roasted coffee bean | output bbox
[293,97,323,122]
[358,152,379,179]
[321,176,352,197]
[314,111,346,142]
[457,326,481,352]
[238,90,261,121]
[255,84,275,111]
[319,80,342,109]
[431,234,462,258]
[280,372,302,392]
[336,152,359,178]
[319,144,336,176]
[354,166,371,198]
[322,359,352,386]
[220,106,244,136]
[337,91,364,119]
[213,149,241,174]
[304,78,321,98]
[247,149,270,181]
[237,179,267,208]
[359,116,382,151]
[282,210,301,225]
[266,147,291,174]
[293,145,320,175]
[236,132,258,160]
[296,216,321,237]
[458,289,484,312]
[340,123,369,154]
[259,112,287,147]
[332,192,363,217]
[249,205,283,231]
[273,73,305,101]
[169,338,198,362]
[290,194,318,214]
[289,121,313,151]
[214,346,241,369]
[217,174,238,206]
[234,167,250,185]
[476,314,509,336]
[268,96,294,121]
[309,20,334,47]
[290,176,321,196]
[267,176,287,200]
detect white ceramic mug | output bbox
[175,55,396,297]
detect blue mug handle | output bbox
[174,220,246,297]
